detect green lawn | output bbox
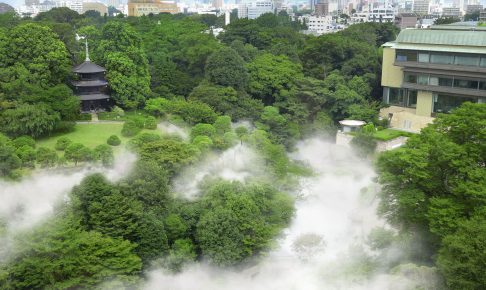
[36,123,156,150]
[373,128,414,141]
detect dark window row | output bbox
[433,94,477,113]
[396,50,486,67]
[387,88,417,108]
[404,72,486,91]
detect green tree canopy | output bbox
[377,103,486,287]
[247,53,303,105]
[2,23,70,87]
[205,47,248,89]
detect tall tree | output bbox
[2,23,70,87]
[205,47,248,89]
[377,103,486,287]
[247,53,303,105]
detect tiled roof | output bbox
[73,61,106,74]
[396,27,486,47]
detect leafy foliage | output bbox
[196,181,294,266]
[205,47,248,89]
[377,103,486,287]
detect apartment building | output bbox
[380,25,486,132]
[127,0,178,16]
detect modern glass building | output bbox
[380,25,486,132]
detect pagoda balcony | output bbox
[72,80,108,87]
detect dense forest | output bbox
[0,8,484,290]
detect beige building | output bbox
[82,2,108,15]
[380,25,486,132]
[127,0,178,16]
[394,13,418,29]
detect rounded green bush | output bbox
[121,120,141,137]
[145,116,158,130]
[55,137,72,151]
[107,135,121,146]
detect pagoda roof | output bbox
[73,61,106,74]
[72,80,108,87]
[78,93,110,101]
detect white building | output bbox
[301,15,334,34]
[368,8,395,22]
[238,1,274,19]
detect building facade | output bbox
[238,1,274,19]
[82,2,108,14]
[380,25,486,132]
[302,15,333,34]
[394,12,417,29]
[442,7,461,17]
[127,0,178,16]
[412,0,429,15]
[315,1,329,16]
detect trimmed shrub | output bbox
[107,135,121,146]
[77,113,92,121]
[55,137,72,151]
[13,136,36,149]
[121,120,141,137]
[190,123,216,141]
[145,116,158,130]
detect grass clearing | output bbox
[373,128,413,141]
[36,123,157,150]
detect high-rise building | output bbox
[442,7,461,16]
[238,1,274,19]
[466,4,483,13]
[394,12,417,29]
[380,25,486,132]
[315,0,329,16]
[412,0,429,15]
[127,0,179,16]
[25,0,40,6]
[212,0,223,9]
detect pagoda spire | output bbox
[85,38,90,62]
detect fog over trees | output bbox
[0,9,485,290]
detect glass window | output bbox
[479,81,486,90]
[396,50,417,62]
[454,55,479,66]
[453,78,479,90]
[407,90,417,108]
[480,57,486,67]
[429,76,439,86]
[418,52,429,63]
[439,77,453,87]
[430,53,454,64]
[388,88,405,106]
[434,94,478,113]
[404,73,417,83]
[418,74,429,85]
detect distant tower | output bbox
[213,0,223,8]
[72,38,112,112]
[225,10,230,25]
[25,0,40,6]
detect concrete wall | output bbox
[380,105,434,133]
[381,47,403,88]
[376,136,409,152]
[416,90,433,117]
